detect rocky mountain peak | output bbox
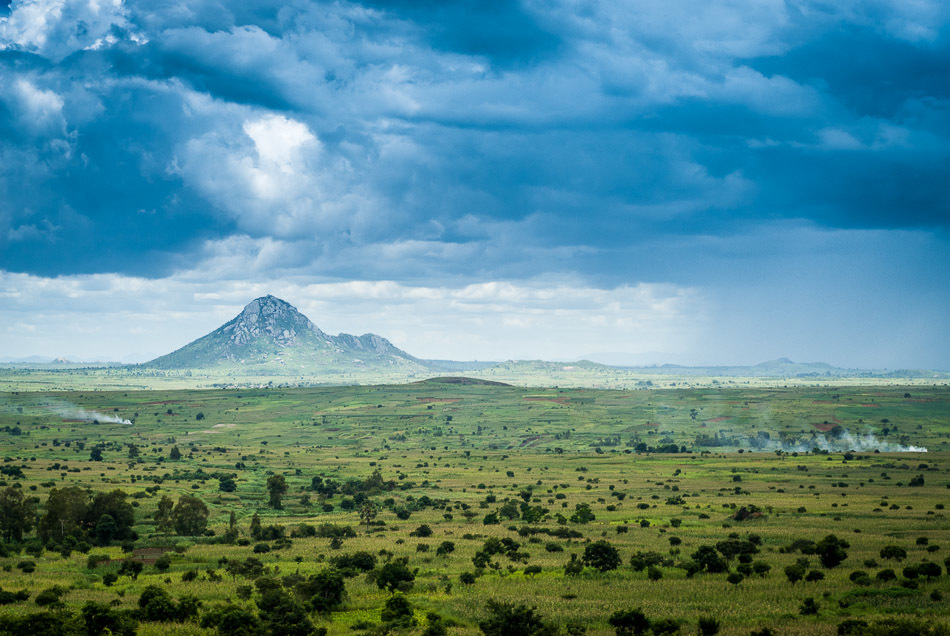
[223,295,327,346]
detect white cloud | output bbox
[0,269,707,362]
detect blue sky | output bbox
[1,0,948,368]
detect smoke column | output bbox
[45,400,133,425]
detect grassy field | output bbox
[0,380,948,635]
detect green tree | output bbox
[200,604,262,636]
[38,486,89,544]
[86,490,135,542]
[608,609,651,636]
[171,495,209,536]
[373,560,415,593]
[582,540,622,572]
[479,600,558,636]
[0,486,35,542]
[816,535,849,569]
[296,568,346,613]
[89,446,103,461]
[266,474,287,509]
[155,496,175,534]
[219,476,237,493]
[169,445,182,461]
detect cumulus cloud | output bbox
[1,0,949,367]
[0,269,707,362]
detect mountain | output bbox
[141,295,426,375]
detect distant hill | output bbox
[615,358,947,379]
[140,295,427,375]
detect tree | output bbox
[250,513,262,540]
[373,560,415,593]
[266,474,287,509]
[138,585,179,622]
[381,593,416,628]
[785,564,806,584]
[297,568,346,613]
[816,534,849,568]
[38,486,89,544]
[200,604,261,636]
[169,446,182,461]
[257,589,315,636]
[89,446,104,461]
[359,501,379,528]
[155,496,175,534]
[218,476,237,493]
[582,540,622,572]
[479,600,558,636]
[86,490,135,543]
[0,486,35,542]
[94,514,118,546]
[880,546,907,561]
[81,601,138,636]
[171,495,209,536]
[608,608,651,636]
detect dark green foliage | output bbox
[582,540,621,572]
[34,586,66,607]
[880,546,907,561]
[816,534,849,568]
[295,568,346,613]
[329,551,377,575]
[81,601,138,636]
[171,495,209,536]
[372,560,415,593]
[479,600,558,636]
[690,546,728,574]
[698,617,720,636]
[117,558,143,579]
[608,608,651,636]
[800,597,820,615]
[257,588,314,636]
[0,487,35,542]
[380,593,416,627]
[138,585,179,622]
[409,524,433,537]
[266,474,287,509]
[201,603,262,636]
[785,563,806,584]
[629,551,665,572]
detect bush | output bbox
[479,600,556,636]
[608,608,650,636]
[698,617,720,636]
[582,540,621,572]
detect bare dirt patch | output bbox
[417,397,462,404]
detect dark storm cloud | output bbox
[0,0,948,282]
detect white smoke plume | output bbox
[44,399,132,425]
[741,430,926,453]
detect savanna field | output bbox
[1,380,948,636]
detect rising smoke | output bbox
[44,399,133,425]
[741,430,926,453]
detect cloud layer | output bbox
[1,0,948,366]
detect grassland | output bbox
[0,380,948,635]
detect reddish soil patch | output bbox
[325,427,341,432]
[416,397,462,404]
[523,396,570,405]
[704,416,733,423]
[141,400,183,405]
[812,422,837,432]
[860,403,881,408]
[520,435,541,447]
[644,422,659,427]
[832,417,844,424]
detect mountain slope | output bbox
[142,295,426,375]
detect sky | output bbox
[0,0,948,368]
